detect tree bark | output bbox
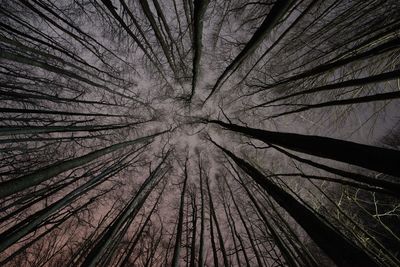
[212,140,381,267]
[207,119,400,177]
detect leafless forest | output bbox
[0,0,399,266]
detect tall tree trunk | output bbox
[209,207,219,267]
[198,156,206,266]
[139,0,177,74]
[189,191,198,267]
[206,174,229,267]
[212,140,381,267]
[250,68,400,110]
[119,183,164,266]
[171,159,189,267]
[207,119,400,177]
[205,0,295,101]
[270,91,400,118]
[224,175,265,267]
[190,0,209,100]
[81,152,170,267]
[261,37,400,90]
[0,161,122,252]
[268,144,400,196]
[0,131,165,198]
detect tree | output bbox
[1,0,399,266]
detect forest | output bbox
[0,0,399,266]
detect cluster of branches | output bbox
[1,0,399,266]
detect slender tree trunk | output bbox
[224,176,264,267]
[0,121,149,137]
[171,159,189,267]
[262,37,400,90]
[232,169,298,267]
[239,0,319,85]
[209,207,219,267]
[189,192,198,267]
[139,0,177,73]
[206,175,229,267]
[206,0,295,101]
[251,68,400,109]
[0,162,122,252]
[0,131,165,198]
[268,144,400,196]
[190,0,209,100]
[213,140,381,267]
[207,120,400,177]
[119,183,166,266]
[198,156,206,266]
[270,91,400,118]
[81,152,170,267]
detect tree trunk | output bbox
[207,120,400,177]
[213,140,380,267]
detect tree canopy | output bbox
[1,0,399,266]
